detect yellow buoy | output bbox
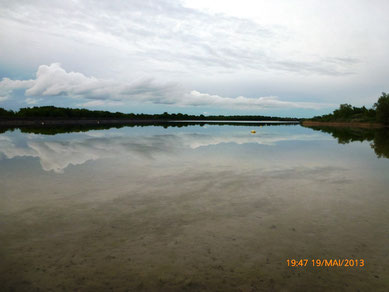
[251,130,256,134]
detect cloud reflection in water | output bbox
[0,129,324,173]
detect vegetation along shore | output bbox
[302,92,389,127]
[1,93,388,128]
[0,105,298,126]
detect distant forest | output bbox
[310,92,389,124]
[1,92,388,124]
[0,106,298,121]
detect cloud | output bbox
[0,78,35,90]
[0,0,360,76]
[76,100,125,107]
[25,97,42,105]
[182,91,329,109]
[20,63,178,101]
[1,0,388,114]
[0,78,35,100]
[0,63,332,109]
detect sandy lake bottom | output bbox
[1,124,388,291]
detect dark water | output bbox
[0,124,388,291]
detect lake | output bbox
[0,123,388,291]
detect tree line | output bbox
[0,106,298,121]
[310,92,389,124]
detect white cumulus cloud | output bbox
[0,63,332,110]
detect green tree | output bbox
[333,104,354,119]
[0,108,14,117]
[374,92,389,124]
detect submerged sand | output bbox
[0,126,388,291]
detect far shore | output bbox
[3,119,387,128]
[302,120,388,128]
[0,119,299,127]
[0,119,169,126]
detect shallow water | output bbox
[0,124,388,291]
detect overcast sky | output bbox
[0,0,388,117]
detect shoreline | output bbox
[0,119,299,127]
[0,119,169,126]
[1,119,386,128]
[301,120,387,128]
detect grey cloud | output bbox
[0,0,357,76]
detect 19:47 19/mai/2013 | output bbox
[286,259,365,267]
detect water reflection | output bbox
[0,121,296,135]
[304,125,389,158]
[0,125,320,173]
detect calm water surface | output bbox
[1,124,388,291]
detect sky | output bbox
[0,0,388,118]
